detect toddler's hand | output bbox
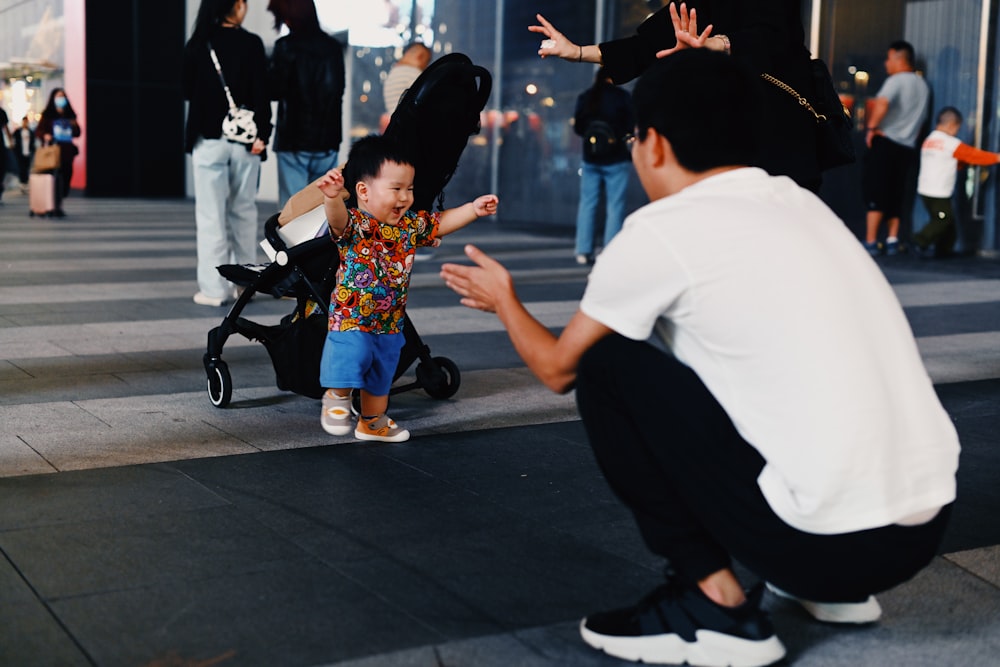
[474,194,499,217]
[317,169,345,198]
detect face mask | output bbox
[55,97,67,110]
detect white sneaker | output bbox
[766,583,881,624]
[193,291,226,307]
[321,390,354,436]
[355,414,410,442]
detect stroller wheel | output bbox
[418,356,461,399]
[206,360,233,408]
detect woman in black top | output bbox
[532,1,820,191]
[182,0,272,307]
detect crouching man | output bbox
[440,49,958,667]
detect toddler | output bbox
[316,134,499,442]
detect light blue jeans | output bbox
[277,149,340,209]
[575,160,631,256]
[192,139,261,299]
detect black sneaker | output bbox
[580,580,786,667]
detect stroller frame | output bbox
[202,52,491,409]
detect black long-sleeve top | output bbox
[182,25,272,154]
[599,1,821,189]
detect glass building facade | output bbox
[1,0,999,251]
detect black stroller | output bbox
[202,53,492,408]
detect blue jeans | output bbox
[192,139,261,299]
[575,160,631,256]
[277,150,340,209]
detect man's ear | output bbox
[647,128,672,168]
[355,181,367,202]
[636,128,670,169]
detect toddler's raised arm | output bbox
[437,194,499,237]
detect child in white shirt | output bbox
[913,106,1000,256]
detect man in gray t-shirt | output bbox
[861,40,930,256]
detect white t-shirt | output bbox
[580,168,959,535]
[918,130,963,198]
[383,64,423,114]
[875,71,930,148]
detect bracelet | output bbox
[716,34,731,55]
[866,126,879,131]
[578,45,583,62]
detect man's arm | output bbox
[441,244,613,393]
[865,97,889,147]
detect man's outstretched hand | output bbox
[440,244,514,314]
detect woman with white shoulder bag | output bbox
[183,0,272,307]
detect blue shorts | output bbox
[319,330,405,396]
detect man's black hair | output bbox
[889,40,916,67]
[632,49,760,173]
[342,134,415,195]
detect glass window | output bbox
[817,0,996,251]
[334,0,651,226]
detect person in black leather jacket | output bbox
[267,0,346,208]
[532,1,821,192]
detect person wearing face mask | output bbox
[35,88,81,217]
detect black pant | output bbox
[914,195,957,254]
[575,334,950,603]
[862,136,917,218]
[16,152,32,184]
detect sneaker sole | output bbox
[766,583,881,624]
[354,429,410,443]
[322,421,353,436]
[580,620,786,667]
[193,295,227,307]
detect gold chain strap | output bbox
[760,72,827,123]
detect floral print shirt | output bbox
[330,208,440,333]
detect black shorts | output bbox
[862,136,917,218]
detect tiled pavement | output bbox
[0,191,998,666]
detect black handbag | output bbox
[762,59,855,171]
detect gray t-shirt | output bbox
[875,71,930,148]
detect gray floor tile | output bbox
[0,464,229,529]
[0,505,306,599]
[944,545,1000,587]
[3,198,1000,667]
[49,562,440,667]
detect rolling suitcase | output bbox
[28,171,57,217]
